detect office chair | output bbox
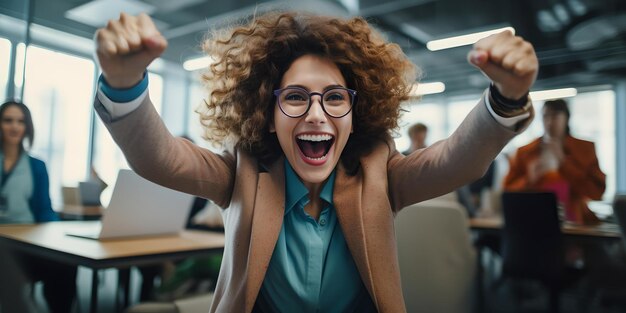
[499,191,579,313]
[396,197,476,313]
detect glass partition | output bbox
[22,44,95,208]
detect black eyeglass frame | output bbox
[273,86,357,118]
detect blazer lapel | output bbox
[245,158,285,312]
[333,164,377,302]
[335,162,407,313]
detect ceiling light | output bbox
[65,0,155,28]
[409,82,446,97]
[553,4,571,24]
[529,88,577,101]
[426,27,515,51]
[567,0,587,16]
[537,10,562,32]
[183,55,217,71]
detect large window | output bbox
[0,38,10,99]
[446,98,479,136]
[92,115,129,206]
[186,83,206,147]
[148,72,163,114]
[92,72,164,205]
[396,100,446,152]
[185,82,222,151]
[21,45,95,208]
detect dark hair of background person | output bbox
[543,98,570,135]
[0,100,35,151]
[198,11,418,174]
[407,123,427,137]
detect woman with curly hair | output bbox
[94,11,537,312]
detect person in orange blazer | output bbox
[504,99,606,224]
[93,12,537,313]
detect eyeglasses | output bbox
[273,86,357,118]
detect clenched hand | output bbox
[94,13,167,89]
[468,31,539,100]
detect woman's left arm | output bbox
[388,31,538,211]
[29,158,59,222]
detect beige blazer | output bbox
[95,93,532,313]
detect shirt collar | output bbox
[284,159,336,216]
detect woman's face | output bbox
[1,105,26,148]
[542,107,568,139]
[271,54,353,186]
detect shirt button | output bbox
[320,219,327,226]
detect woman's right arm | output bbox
[94,13,235,208]
[94,93,236,208]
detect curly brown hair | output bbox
[199,11,418,172]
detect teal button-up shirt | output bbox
[257,161,375,313]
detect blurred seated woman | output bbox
[504,99,606,225]
[0,100,77,313]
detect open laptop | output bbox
[66,169,194,240]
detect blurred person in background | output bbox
[0,100,77,313]
[504,99,606,225]
[402,122,428,155]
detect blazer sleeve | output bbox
[94,94,236,208]
[28,157,59,222]
[559,142,606,200]
[388,94,534,211]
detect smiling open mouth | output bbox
[296,134,335,160]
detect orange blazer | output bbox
[96,93,532,313]
[504,136,606,224]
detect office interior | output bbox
[0,0,625,312]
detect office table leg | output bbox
[90,269,99,313]
[117,268,131,311]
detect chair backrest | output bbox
[613,194,626,250]
[501,191,563,281]
[395,197,476,313]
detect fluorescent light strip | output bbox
[529,88,577,101]
[427,27,515,51]
[183,56,214,71]
[409,82,446,97]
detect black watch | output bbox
[489,83,528,109]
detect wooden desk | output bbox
[0,221,225,313]
[470,216,622,239]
